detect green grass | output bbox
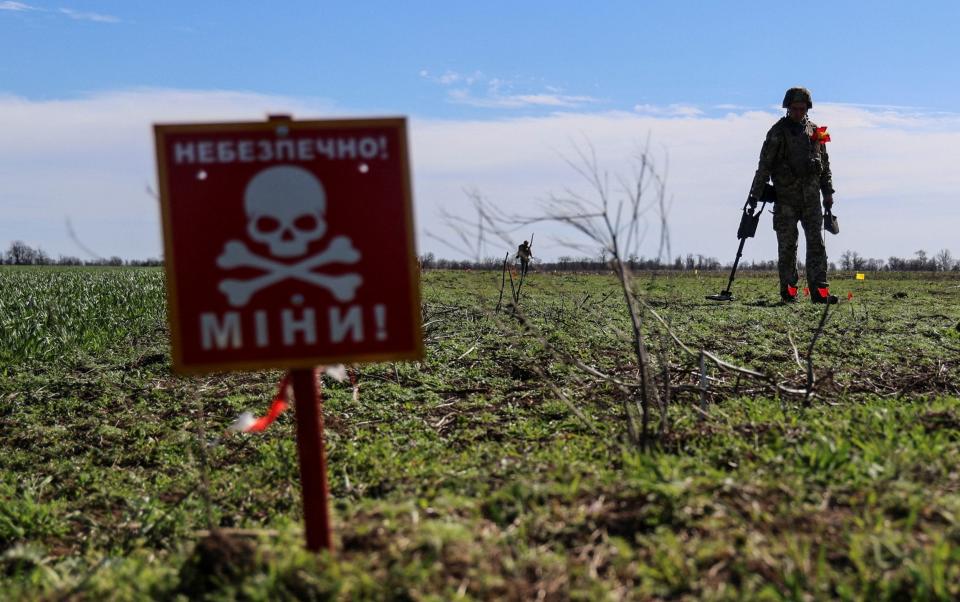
[1,266,959,600]
[0,267,165,367]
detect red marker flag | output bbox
[229,373,291,433]
[787,285,798,297]
[812,126,831,143]
[228,366,351,434]
[247,398,289,432]
[803,287,810,297]
[847,292,853,301]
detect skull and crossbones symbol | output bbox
[216,165,362,307]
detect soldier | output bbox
[748,87,838,304]
[516,240,533,277]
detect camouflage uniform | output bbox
[516,241,532,276]
[749,96,834,301]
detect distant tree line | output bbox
[417,251,728,272]
[419,248,960,273]
[1,240,162,267]
[839,249,958,272]
[3,240,954,272]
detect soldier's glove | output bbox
[823,195,834,210]
[746,195,758,212]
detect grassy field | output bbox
[1,266,959,600]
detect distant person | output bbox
[515,240,533,277]
[748,87,838,304]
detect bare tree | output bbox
[935,248,955,272]
[652,146,674,265]
[426,187,515,264]
[6,240,38,265]
[514,140,668,447]
[432,140,670,447]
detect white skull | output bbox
[244,165,327,258]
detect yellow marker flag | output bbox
[856,273,865,280]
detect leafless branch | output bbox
[432,136,674,449]
[805,302,833,406]
[65,217,104,261]
[430,188,517,262]
[787,331,803,368]
[636,294,812,398]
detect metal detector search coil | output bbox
[706,184,775,302]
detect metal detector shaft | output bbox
[707,197,768,302]
[721,235,748,296]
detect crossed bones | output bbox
[217,236,362,307]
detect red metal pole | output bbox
[290,368,333,552]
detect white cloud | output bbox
[634,104,704,117]
[419,69,482,86]
[0,3,122,23]
[438,71,464,85]
[0,89,340,259]
[411,105,960,263]
[0,1,39,10]
[58,7,120,23]
[448,89,599,109]
[420,68,599,111]
[0,89,957,266]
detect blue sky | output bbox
[2,1,959,263]
[5,2,958,115]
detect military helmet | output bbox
[782,87,813,109]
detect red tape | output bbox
[231,368,340,434]
[245,372,291,432]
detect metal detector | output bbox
[706,184,775,302]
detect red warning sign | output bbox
[155,116,423,374]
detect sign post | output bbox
[154,116,422,552]
[291,368,332,552]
